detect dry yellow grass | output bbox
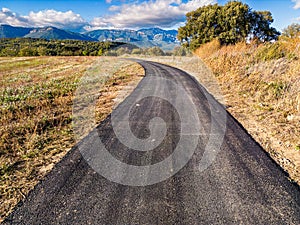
[0,56,144,222]
[95,62,145,122]
[195,39,221,59]
[195,39,300,184]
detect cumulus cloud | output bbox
[0,8,30,27]
[1,0,216,31]
[292,0,300,9]
[89,0,215,30]
[0,8,87,30]
[109,5,121,12]
[27,10,87,29]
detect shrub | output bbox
[255,42,286,61]
[279,36,300,59]
[131,48,142,55]
[146,47,165,56]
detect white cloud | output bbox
[292,0,300,9]
[1,0,216,31]
[89,0,215,30]
[0,8,87,30]
[0,8,30,27]
[109,5,121,12]
[27,10,87,29]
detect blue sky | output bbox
[0,0,299,31]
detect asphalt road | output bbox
[4,60,300,224]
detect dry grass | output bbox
[195,39,221,59]
[0,56,144,221]
[95,63,145,123]
[195,39,300,184]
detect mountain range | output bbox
[0,25,179,50]
[0,25,95,41]
[84,28,179,50]
[0,25,32,38]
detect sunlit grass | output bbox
[195,38,300,184]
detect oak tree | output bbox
[178,1,280,50]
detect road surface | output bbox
[4,60,300,224]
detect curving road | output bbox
[4,60,300,224]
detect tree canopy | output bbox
[177,1,280,50]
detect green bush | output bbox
[255,42,286,61]
[131,48,143,55]
[146,47,165,56]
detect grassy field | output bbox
[0,56,144,221]
[195,38,300,184]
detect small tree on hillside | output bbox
[282,23,300,38]
[131,48,143,55]
[173,46,191,56]
[146,47,165,56]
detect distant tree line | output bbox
[178,1,280,50]
[0,38,193,57]
[106,46,191,57]
[107,46,167,56]
[0,38,124,57]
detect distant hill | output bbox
[0,24,33,38]
[25,27,96,41]
[0,25,96,41]
[138,28,178,42]
[84,28,179,51]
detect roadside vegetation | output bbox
[0,57,144,221]
[194,35,300,184]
